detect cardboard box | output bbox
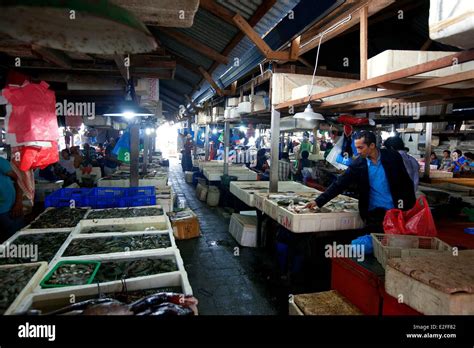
[168,210,200,240]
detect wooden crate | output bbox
[168,210,200,240]
[289,290,362,315]
[385,251,474,315]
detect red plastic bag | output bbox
[12,142,59,171]
[3,81,58,143]
[383,196,437,236]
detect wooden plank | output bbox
[360,6,368,80]
[232,13,273,57]
[290,36,300,61]
[199,66,224,96]
[276,50,474,110]
[299,0,394,56]
[31,45,71,69]
[160,28,229,65]
[318,70,474,109]
[199,0,235,27]
[113,55,128,81]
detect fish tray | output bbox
[203,168,257,181]
[55,230,176,259]
[83,205,165,221]
[86,187,128,209]
[1,230,72,266]
[40,260,101,288]
[97,177,168,189]
[45,188,92,208]
[198,160,224,171]
[0,262,48,315]
[14,270,193,314]
[22,207,89,232]
[35,249,187,294]
[72,215,171,235]
[259,192,363,233]
[371,233,452,269]
[120,186,156,207]
[230,181,318,207]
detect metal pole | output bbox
[424,122,433,180]
[205,124,210,161]
[224,121,230,176]
[130,124,140,187]
[269,106,280,193]
[143,133,149,175]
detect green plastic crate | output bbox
[40,260,101,288]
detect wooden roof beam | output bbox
[198,66,224,97]
[199,0,236,27]
[160,28,229,65]
[31,45,72,69]
[276,50,474,110]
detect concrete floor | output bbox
[169,161,286,315]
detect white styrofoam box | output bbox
[229,107,240,119]
[429,0,474,49]
[422,171,454,179]
[227,97,239,107]
[212,106,224,118]
[82,115,111,127]
[198,160,224,171]
[273,73,367,105]
[55,230,176,260]
[1,262,48,315]
[229,214,257,247]
[368,50,474,88]
[229,181,318,207]
[97,177,168,189]
[34,248,189,295]
[185,171,194,184]
[251,95,266,111]
[237,101,252,114]
[21,207,88,233]
[2,229,73,266]
[73,215,170,235]
[14,269,193,314]
[83,205,166,221]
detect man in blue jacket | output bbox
[307,130,416,233]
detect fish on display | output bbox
[29,208,87,229]
[87,207,164,219]
[0,265,40,314]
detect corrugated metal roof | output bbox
[217,0,262,20]
[192,0,300,103]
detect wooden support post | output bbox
[360,6,368,80]
[143,133,149,175]
[205,124,210,161]
[290,36,301,61]
[269,106,280,193]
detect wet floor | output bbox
[169,160,285,315]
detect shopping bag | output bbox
[383,196,437,236]
[326,136,348,170]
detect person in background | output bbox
[430,152,440,168]
[461,152,474,172]
[384,136,419,192]
[294,150,311,182]
[38,164,60,182]
[255,148,269,172]
[104,138,121,176]
[278,152,293,181]
[58,149,77,186]
[306,130,416,234]
[439,150,452,171]
[450,149,465,173]
[0,157,25,241]
[82,143,98,167]
[183,134,194,172]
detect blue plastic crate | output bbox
[127,186,155,197]
[119,186,156,207]
[45,188,91,208]
[86,187,127,209]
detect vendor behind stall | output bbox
[0,157,25,241]
[306,130,416,233]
